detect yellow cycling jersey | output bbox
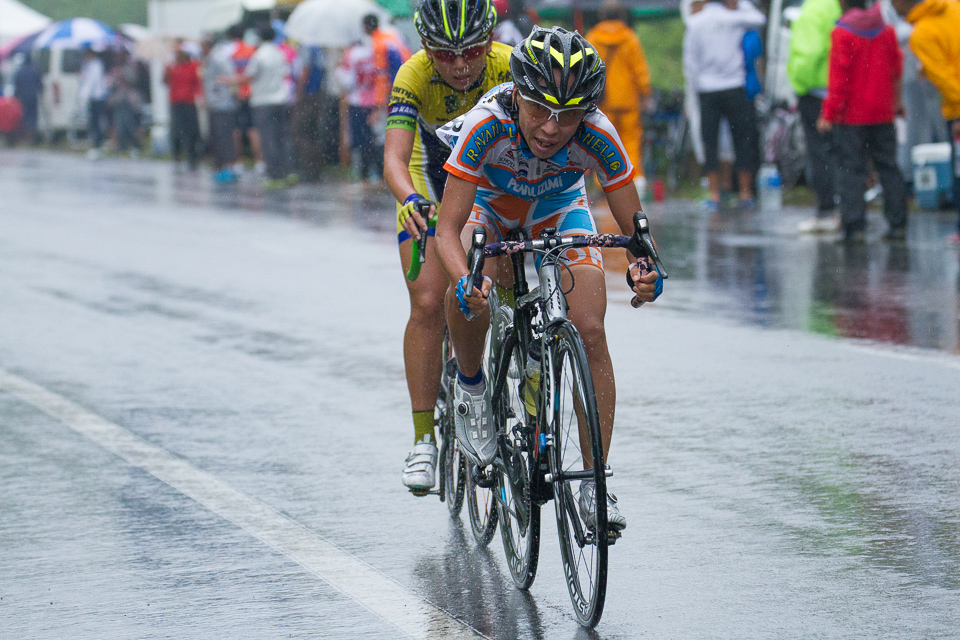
[388,41,512,230]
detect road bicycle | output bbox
[405,203,496,545]
[760,98,807,189]
[459,212,667,627]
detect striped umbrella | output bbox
[33,18,122,50]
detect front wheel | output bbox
[545,322,608,628]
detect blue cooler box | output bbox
[912,143,954,210]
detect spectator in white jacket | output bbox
[684,0,766,208]
[78,48,109,158]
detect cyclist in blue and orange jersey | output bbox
[385,0,512,494]
[434,26,664,531]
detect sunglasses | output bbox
[426,43,487,64]
[518,95,587,127]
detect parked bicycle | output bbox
[460,211,667,628]
[759,97,807,189]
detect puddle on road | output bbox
[600,201,960,355]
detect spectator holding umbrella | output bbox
[13,52,42,145]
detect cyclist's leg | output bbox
[398,163,447,447]
[444,209,504,379]
[399,234,448,422]
[445,198,516,380]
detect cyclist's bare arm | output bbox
[435,174,492,311]
[605,180,644,237]
[384,127,433,238]
[604,182,661,302]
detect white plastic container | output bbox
[758,163,783,212]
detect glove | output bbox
[456,275,491,318]
[397,193,426,230]
[626,258,663,307]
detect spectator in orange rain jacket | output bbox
[893,0,960,242]
[586,1,652,194]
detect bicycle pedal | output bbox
[471,466,496,489]
[408,488,437,497]
[607,529,623,545]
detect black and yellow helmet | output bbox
[414,0,497,49]
[510,26,605,107]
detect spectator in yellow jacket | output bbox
[586,1,652,194]
[893,0,960,242]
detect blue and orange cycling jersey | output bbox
[437,83,636,269]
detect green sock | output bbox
[413,410,436,445]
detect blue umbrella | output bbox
[0,31,40,59]
[33,18,121,50]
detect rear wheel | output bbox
[494,337,540,589]
[466,461,498,546]
[545,322,607,628]
[438,331,465,516]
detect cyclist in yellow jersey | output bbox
[385,0,513,493]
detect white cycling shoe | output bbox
[453,382,497,467]
[402,441,438,492]
[579,481,627,531]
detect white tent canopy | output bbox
[0,0,52,44]
[202,0,275,33]
[285,0,389,48]
[147,0,274,40]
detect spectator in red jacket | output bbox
[816,0,906,242]
[163,46,202,170]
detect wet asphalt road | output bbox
[1,150,959,639]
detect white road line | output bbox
[0,368,487,640]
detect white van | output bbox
[35,44,86,139]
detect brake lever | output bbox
[628,211,669,279]
[405,200,436,282]
[463,225,487,321]
[416,200,433,265]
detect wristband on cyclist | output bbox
[626,259,663,306]
[456,275,491,316]
[397,193,424,227]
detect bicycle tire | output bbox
[439,370,467,518]
[494,336,541,589]
[545,321,608,628]
[438,331,466,516]
[466,461,498,546]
